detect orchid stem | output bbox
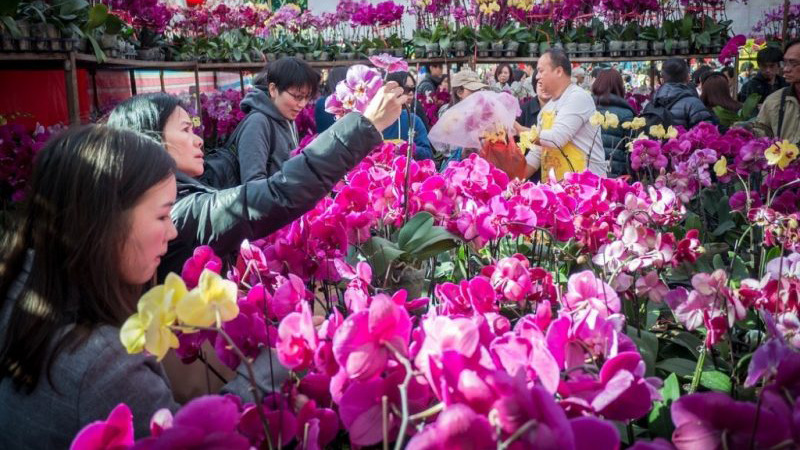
[385,342,413,450]
[689,344,707,394]
[382,395,390,450]
[498,419,537,450]
[408,402,444,421]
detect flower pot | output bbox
[491,40,504,57]
[591,42,605,56]
[425,43,440,58]
[454,40,467,57]
[476,41,489,57]
[677,39,689,54]
[294,52,305,59]
[339,52,355,60]
[0,32,13,51]
[539,41,551,54]
[636,40,648,56]
[414,45,425,58]
[100,33,117,50]
[578,42,592,55]
[622,40,637,56]
[137,47,161,60]
[302,52,313,61]
[318,51,330,61]
[528,42,540,57]
[62,37,78,52]
[711,37,723,53]
[15,21,30,51]
[564,42,578,57]
[651,41,665,56]
[608,40,623,57]
[392,47,404,58]
[505,41,520,52]
[552,41,564,51]
[367,48,380,56]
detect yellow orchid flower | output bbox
[665,126,678,139]
[119,273,186,360]
[176,269,239,328]
[604,111,619,129]
[713,156,728,177]
[649,124,666,139]
[631,117,646,130]
[191,116,201,128]
[589,111,605,128]
[765,140,800,170]
[519,127,539,153]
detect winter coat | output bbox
[595,94,636,178]
[381,110,434,160]
[739,72,789,104]
[754,86,800,145]
[650,83,717,129]
[159,112,383,281]
[234,86,299,183]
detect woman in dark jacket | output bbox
[233,57,321,182]
[592,69,636,178]
[315,66,348,134]
[701,72,742,132]
[108,88,405,281]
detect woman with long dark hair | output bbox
[701,72,742,132]
[0,126,184,446]
[591,69,636,177]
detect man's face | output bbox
[576,74,585,84]
[761,62,781,82]
[536,54,560,94]
[431,66,444,78]
[783,44,800,85]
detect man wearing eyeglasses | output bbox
[753,39,800,145]
[233,57,321,183]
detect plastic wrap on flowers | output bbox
[428,91,522,150]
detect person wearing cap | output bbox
[437,70,488,168]
[573,67,590,90]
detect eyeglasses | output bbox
[783,59,800,70]
[284,90,312,103]
[403,85,416,94]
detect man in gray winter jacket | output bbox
[234,57,320,182]
[649,58,717,129]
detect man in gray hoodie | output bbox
[233,57,321,182]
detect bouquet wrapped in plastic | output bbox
[428,91,521,150]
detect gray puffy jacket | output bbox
[650,83,717,129]
[158,112,382,280]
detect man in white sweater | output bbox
[524,49,607,179]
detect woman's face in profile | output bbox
[162,107,205,177]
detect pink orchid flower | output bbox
[70,403,133,450]
[368,53,409,73]
[562,271,621,318]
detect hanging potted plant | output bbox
[476,25,496,58]
[606,24,624,57]
[504,25,524,57]
[575,24,592,56]
[621,22,638,56]
[452,26,475,58]
[561,26,579,57]
[641,25,663,56]
[676,16,692,54]
[589,19,605,56]
[538,21,554,55]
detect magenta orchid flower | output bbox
[70,404,133,450]
[276,301,318,371]
[333,293,412,380]
[562,271,621,318]
[368,53,409,73]
[180,245,222,289]
[406,403,496,450]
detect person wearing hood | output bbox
[592,69,636,177]
[649,58,716,129]
[234,57,321,183]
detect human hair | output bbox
[425,63,443,72]
[721,66,735,79]
[691,65,712,86]
[106,93,182,143]
[0,125,176,392]
[592,69,626,101]
[757,46,784,66]
[494,63,513,83]
[662,58,689,83]
[385,70,410,87]
[701,72,742,112]
[253,57,321,98]
[323,66,348,96]
[741,61,754,71]
[512,69,524,81]
[785,38,800,54]
[542,48,572,76]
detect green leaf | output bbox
[0,15,20,38]
[397,212,433,250]
[684,213,702,233]
[712,220,735,237]
[627,326,658,376]
[0,0,20,16]
[656,358,698,377]
[765,246,782,264]
[362,236,406,280]
[712,253,725,270]
[699,371,732,393]
[84,4,108,31]
[646,300,664,329]
[59,0,88,16]
[647,373,680,438]
[666,330,704,359]
[741,93,761,118]
[87,34,106,63]
[696,31,711,47]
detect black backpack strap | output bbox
[777,87,790,138]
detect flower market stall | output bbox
[2,0,800,450]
